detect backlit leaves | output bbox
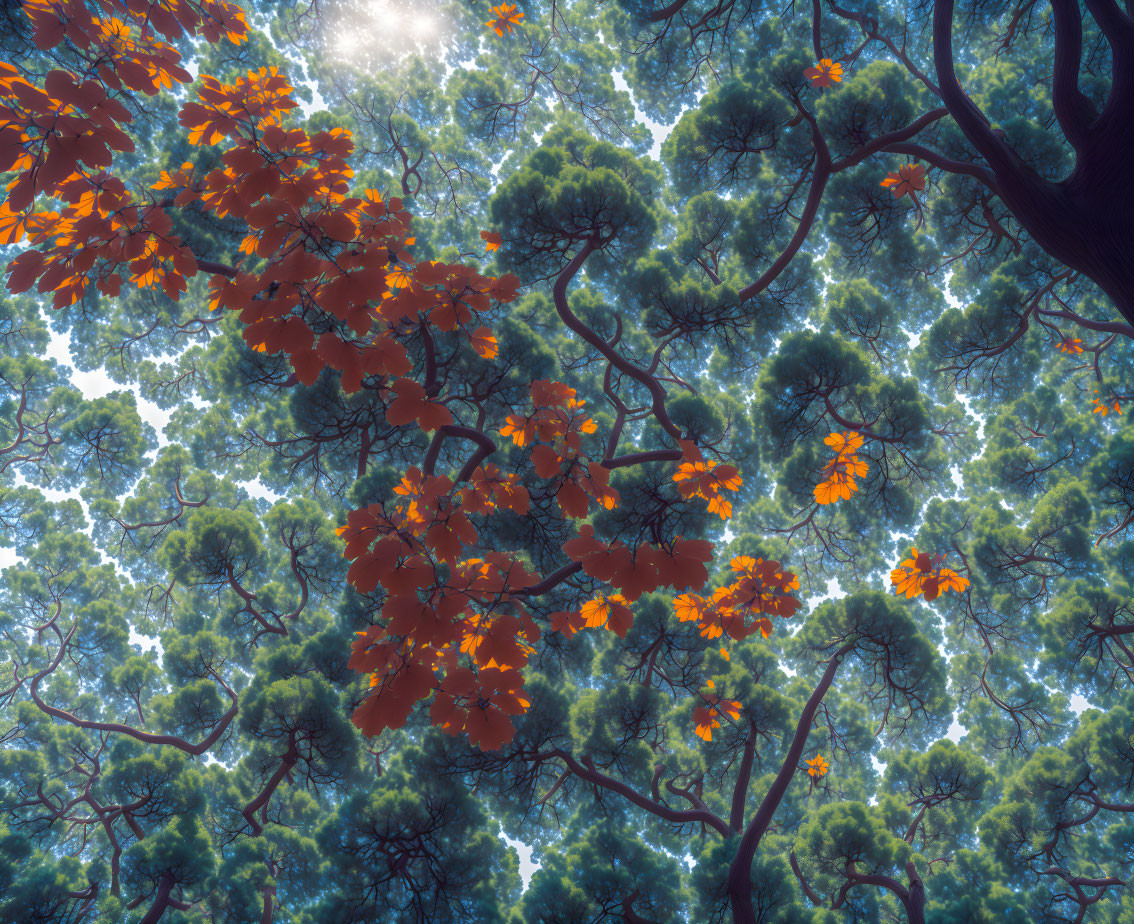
[579,594,634,638]
[1092,390,1122,417]
[485,3,524,36]
[890,548,970,602]
[804,58,844,88]
[693,682,742,741]
[672,440,743,519]
[673,555,800,641]
[880,163,926,199]
[814,430,869,505]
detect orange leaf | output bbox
[470,326,498,358]
[485,3,524,36]
[880,163,927,199]
[803,58,844,88]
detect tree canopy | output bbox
[2,0,1134,921]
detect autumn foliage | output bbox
[880,162,927,199]
[890,548,970,602]
[485,2,524,36]
[803,58,843,88]
[692,680,742,741]
[814,430,868,505]
[2,0,979,757]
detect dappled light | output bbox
[2,0,1134,921]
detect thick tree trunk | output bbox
[1007,143,1134,325]
[933,0,1134,328]
[260,884,276,924]
[906,862,926,924]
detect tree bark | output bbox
[138,873,174,924]
[933,0,1134,327]
[727,642,855,924]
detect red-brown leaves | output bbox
[349,644,436,735]
[569,533,709,596]
[890,547,970,602]
[502,382,619,518]
[431,667,530,750]
[674,555,800,641]
[4,32,521,392]
[180,68,297,145]
[385,378,454,432]
[460,465,531,516]
[672,440,742,519]
[548,529,716,642]
[880,163,927,199]
[2,3,777,758]
[338,461,547,749]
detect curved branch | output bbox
[31,624,238,755]
[553,239,682,439]
[550,750,731,836]
[727,641,856,923]
[932,0,1034,184]
[1050,0,1098,150]
[737,107,831,302]
[878,141,998,189]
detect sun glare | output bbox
[327,0,447,61]
[410,13,437,38]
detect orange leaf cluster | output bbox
[180,67,296,146]
[890,547,970,602]
[1056,337,1083,354]
[880,163,926,199]
[578,594,634,638]
[4,45,519,389]
[23,0,246,56]
[1092,390,1122,416]
[180,86,519,390]
[672,440,743,519]
[549,525,715,639]
[485,2,524,35]
[693,682,742,741]
[2,2,775,755]
[805,753,829,777]
[814,430,868,505]
[803,58,843,88]
[673,555,801,642]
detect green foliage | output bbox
[3,0,1134,920]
